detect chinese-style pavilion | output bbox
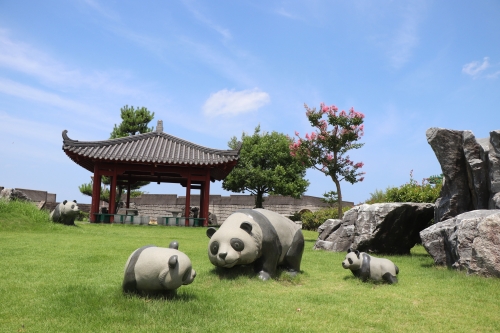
[61,120,240,226]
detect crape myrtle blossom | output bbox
[290,102,365,218]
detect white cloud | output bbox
[275,8,301,20]
[486,70,500,79]
[387,2,424,69]
[462,57,490,78]
[182,0,232,40]
[203,88,270,117]
[0,29,140,96]
[82,0,120,22]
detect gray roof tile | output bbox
[61,130,240,179]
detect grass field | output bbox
[1,200,500,332]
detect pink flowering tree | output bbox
[290,103,365,218]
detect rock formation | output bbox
[426,128,500,222]
[420,210,500,277]
[314,203,435,254]
[0,188,32,202]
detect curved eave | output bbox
[62,130,240,181]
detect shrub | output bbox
[76,210,89,221]
[385,170,441,203]
[301,206,352,231]
[364,171,442,205]
[365,188,388,204]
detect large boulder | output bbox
[463,131,490,210]
[426,127,500,222]
[420,210,500,277]
[489,130,500,209]
[426,128,473,222]
[314,203,435,254]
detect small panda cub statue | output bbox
[50,200,79,225]
[206,208,304,281]
[122,241,196,294]
[342,248,399,284]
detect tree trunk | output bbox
[332,177,343,218]
[255,190,265,208]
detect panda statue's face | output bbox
[206,213,260,268]
[62,200,79,215]
[161,251,196,290]
[342,250,361,270]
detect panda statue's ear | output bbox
[169,241,179,250]
[73,200,77,203]
[240,222,252,234]
[206,227,217,239]
[63,200,67,205]
[168,255,178,269]
[354,250,360,258]
[347,248,352,253]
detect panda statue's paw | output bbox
[258,271,271,281]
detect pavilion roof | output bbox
[61,123,240,180]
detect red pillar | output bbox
[201,170,210,226]
[126,180,131,209]
[91,165,102,222]
[109,171,117,223]
[184,173,191,226]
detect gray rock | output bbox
[426,128,473,222]
[420,210,500,277]
[208,212,218,225]
[488,130,500,209]
[314,203,434,254]
[463,131,489,210]
[0,188,32,202]
[420,210,498,266]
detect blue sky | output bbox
[1,0,499,205]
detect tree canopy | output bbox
[110,105,155,138]
[223,126,309,208]
[79,105,155,211]
[291,103,365,218]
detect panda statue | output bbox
[122,241,196,294]
[50,200,79,225]
[342,248,399,284]
[206,208,304,281]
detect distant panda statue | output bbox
[50,200,79,225]
[342,249,399,284]
[122,241,196,295]
[206,208,304,281]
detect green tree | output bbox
[223,125,309,208]
[321,190,339,207]
[79,105,155,211]
[110,105,155,138]
[291,102,365,218]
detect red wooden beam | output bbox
[91,164,102,222]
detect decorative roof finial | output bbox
[156,120,163,132]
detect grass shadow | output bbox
[208,265,257,280]
[123,289,198,301]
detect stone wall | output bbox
[130,194,354,222]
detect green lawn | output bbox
[1,200,500,332]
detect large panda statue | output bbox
[342,249,399,284]
[122,241,196,294]
[50,200,79,225]
[206,208,304,281]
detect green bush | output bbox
[365,188,388,204]
[76,210,89,221]
[301,206,352,231]
[385,171,441,203]
[364,171,442,204]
